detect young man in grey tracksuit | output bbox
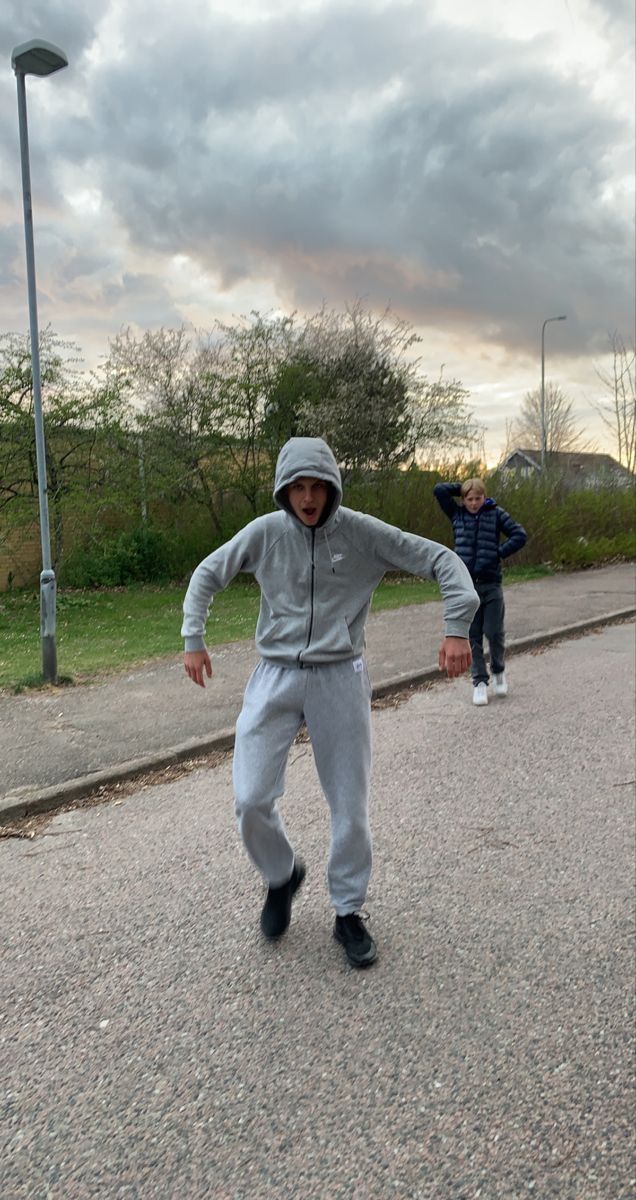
[182,437,478,967]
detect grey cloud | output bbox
[28,269,184,357]
[1,1,633,363]
[66,4,631,355]
[590,0,634,28]
[66,270,181,320]
[91,2,420,117]
[0,224,22,288]
[0,0,99,214]
[58,249,112,284]
[0,0,99,65]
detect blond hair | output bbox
[460,478,486,498]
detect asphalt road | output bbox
[1,624,634,1199]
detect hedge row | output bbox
[53,468,634,589]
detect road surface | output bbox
[1,623,634,1198]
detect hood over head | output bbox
[274,437,342,525]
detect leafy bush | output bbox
[348,466,634,569]
[551,532,636,568]
[7,461,634,591]
[487,473,634,566]
[60,525,173,588]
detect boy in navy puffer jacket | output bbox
[433,478,527,706]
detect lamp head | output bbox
[11,40,68,76]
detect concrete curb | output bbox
[1,606,634,826]
[372,606,636,698]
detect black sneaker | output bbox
[260,860,306,939]
[333,912,377,968]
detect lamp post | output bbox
[540,314,567,470]
[11,39,68,683]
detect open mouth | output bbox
[302,507,318,520]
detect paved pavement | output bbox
[1,563,634,820]
[1,623,634,1199]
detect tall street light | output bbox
[11,39,68,683]
[540,314,567,471]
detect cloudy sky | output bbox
[0,0,633,461]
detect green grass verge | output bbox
[0,564,553,692]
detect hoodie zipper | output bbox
[298,528,316,665]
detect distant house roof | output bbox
[501,448,633,478]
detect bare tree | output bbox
[593,332,636,472]
[0,330,129,568]
[106,316,296,520]
[105,326,233,533]
[105,306,480,509]
[507,383,593,453]
[106,326,194,414]
[410,369,482,464]
[208,312,296,509]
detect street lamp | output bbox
[540,314,567,470]
[11,39,68,683]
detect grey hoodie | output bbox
[182,437,479,664]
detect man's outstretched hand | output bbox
[438,636,472,678]
[184,649,213,688]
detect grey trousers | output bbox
[232,658,373,915]
[469,581,505,685]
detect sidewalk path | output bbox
[1,563,634,816]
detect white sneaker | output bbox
[493,672,508,697]
[473,682,488,706]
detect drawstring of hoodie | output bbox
[324,528,336,573]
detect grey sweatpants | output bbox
[232,658,373,915]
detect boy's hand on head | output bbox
[438,636,472,678]
[184,649,213,688]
